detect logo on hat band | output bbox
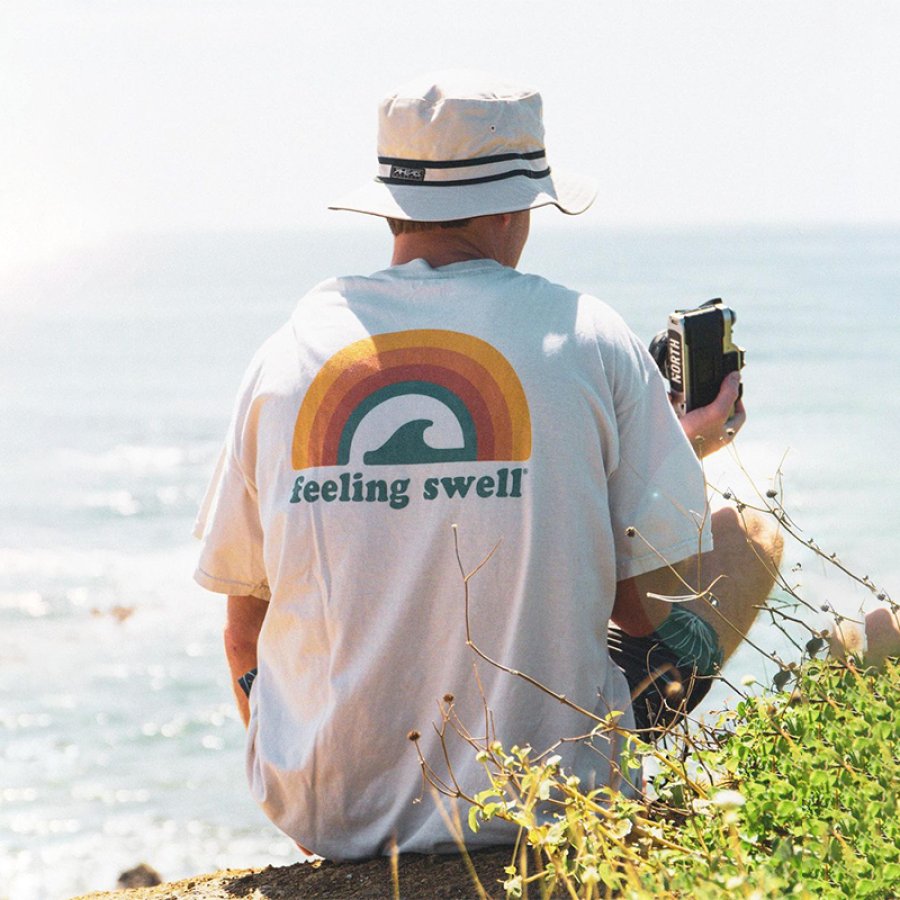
[377,149,550,187]
[389,165,427,182]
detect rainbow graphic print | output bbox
[292,330,532,470]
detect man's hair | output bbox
[387,218,472,236]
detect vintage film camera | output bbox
[649,299,745,417]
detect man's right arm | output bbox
[224,595,269,727]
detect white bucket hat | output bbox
[329,71,597,222]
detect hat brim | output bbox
[328,169,597,221]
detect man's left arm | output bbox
[224,595,268,727]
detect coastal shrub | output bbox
[453,657,899,898]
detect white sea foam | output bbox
[0,591,49,617]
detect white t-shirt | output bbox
[194,258,711,860]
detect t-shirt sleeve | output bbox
[193,378,271,601]
[605,327,713,582]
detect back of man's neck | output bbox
[388,212,526,269]
[391,236,497,269]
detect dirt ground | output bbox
[72,848,534,899]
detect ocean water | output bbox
[1,226,897,898]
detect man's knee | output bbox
[710,504,783,584]
[864,606,900,667]
[832,606,900,668]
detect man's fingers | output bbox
[715,372,742,414]
[678,372,746,458]
[714,373,745,436]
[727,398,747,435]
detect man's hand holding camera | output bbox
[679,370,745,458]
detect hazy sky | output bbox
[2,0,899,273]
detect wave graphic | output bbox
[363,419,476,465]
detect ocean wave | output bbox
[67,442,218,476]
[0,547,109,580]
[76,485,203,518]
[83,490,142,517]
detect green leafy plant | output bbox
[414,660,899,898]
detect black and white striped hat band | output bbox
[377,150,550,187]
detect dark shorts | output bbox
[608,624,716,734]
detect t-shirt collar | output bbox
[381,258,507,278]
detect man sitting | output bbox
[195,71,783,860]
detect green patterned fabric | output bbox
[655,606,723,677]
